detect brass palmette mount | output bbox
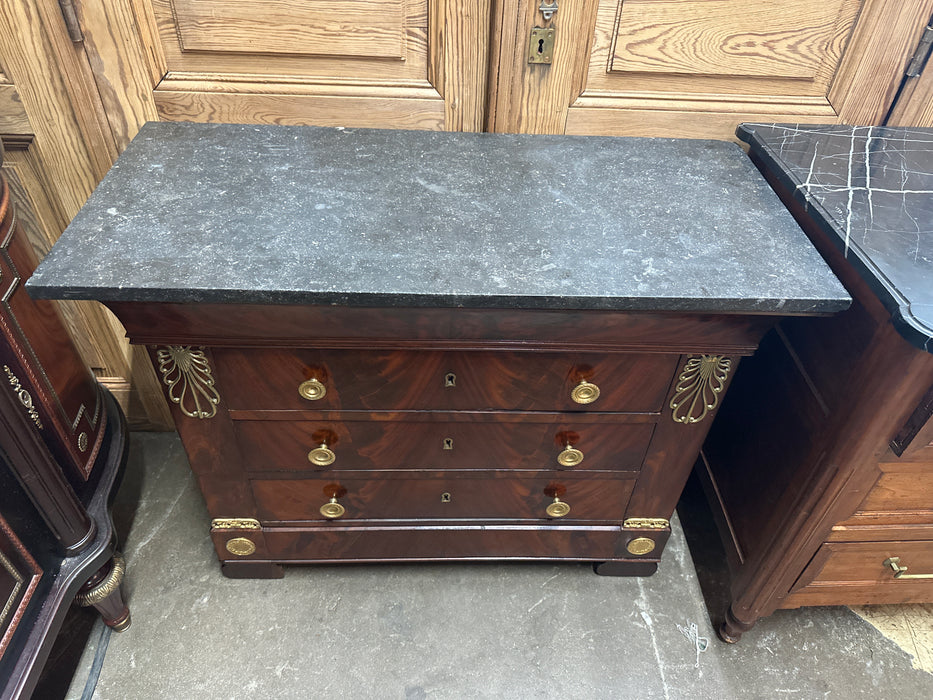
[156,346,221,419]
[670,355,732,424]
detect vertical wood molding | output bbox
[829,0,933,123]
[73,0,161,150]
[486,0,599,134]
[430,0,492,131]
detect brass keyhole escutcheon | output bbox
[320,496,346,519]
[443,438,454,450]
[571,379,600,405]
[445,372,457,388]
[557,443,584,468]
[441,492,452,503]
[299,377,326,401]
[627,537,656,556]
[226,537,256,556]
[308,442,336,467]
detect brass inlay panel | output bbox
[211,518,261,531]
[623,518,670,530]
[156,346,220,419]
[670,355,732,424]
[0,550,25,630]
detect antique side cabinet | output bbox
[1,142,129,698]
[697,124,933,642]
[28,123,849,579]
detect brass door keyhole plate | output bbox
[443,438,454,450]
[445,372,457,388]
[441,492,452,503]
[528,27,555,64]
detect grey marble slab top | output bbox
[28,122,848,314]
[739,124,933,352]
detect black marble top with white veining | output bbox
[27,122,848,314]
[739,124,933,352]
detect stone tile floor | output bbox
[64,433,933,699]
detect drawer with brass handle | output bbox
[250,472,636,522]
[233,419,653,473]
[213,348,678,412]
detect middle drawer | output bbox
[234,418,655,472]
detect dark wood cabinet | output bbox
[0,145,129,698]
[694,125,933,642]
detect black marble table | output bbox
[27,122,848,313]
[738,124,933,352]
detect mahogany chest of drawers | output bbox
[27,123,849,579]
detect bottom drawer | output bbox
[784,540,933,607]
[219,523,653,563]
[251,472,634,522]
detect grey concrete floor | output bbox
[69,433,933,699]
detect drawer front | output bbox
[255,524,631,562]
[214,349,677,412]
[251,473,634,522]
[235,419,653,472]
[802,541,933,587]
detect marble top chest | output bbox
[28,123,848,577]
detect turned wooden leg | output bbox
[221,560,284,579]
[718,604,757,644]
[592,560,659,576]
[75,553,131,632]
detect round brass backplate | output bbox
[546,500,571,518]
[298,378,326,401]
[626,537,656,556]
[571,381,600,405]
[557,446,584,467]
[308,445,336,467]
[320,501,346,519]
[226,537,257,556]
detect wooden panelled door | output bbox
[3,0,933,427]
[489,0,933,137]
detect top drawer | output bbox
[212,349,678,413]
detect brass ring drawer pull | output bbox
[308,442,336,467]
[884,557,933,579]
[546,496,571,518]
[298,377,326,401]
[557,443,584,467]
[320,496,345,519]
[571,380,600,404]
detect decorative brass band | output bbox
[298,378,326,401]
[627,537,656,556]
[3,365,43,429]
[670,355,732,424]
[623,518,670,530]
[75,553,126,607]
[557,444,584,467]
[156,346,221,419]
[210,518,261,531]
[884,557,933,579]
[546,497,571,518]
[571,380,600,404]
[226,538,257,556]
